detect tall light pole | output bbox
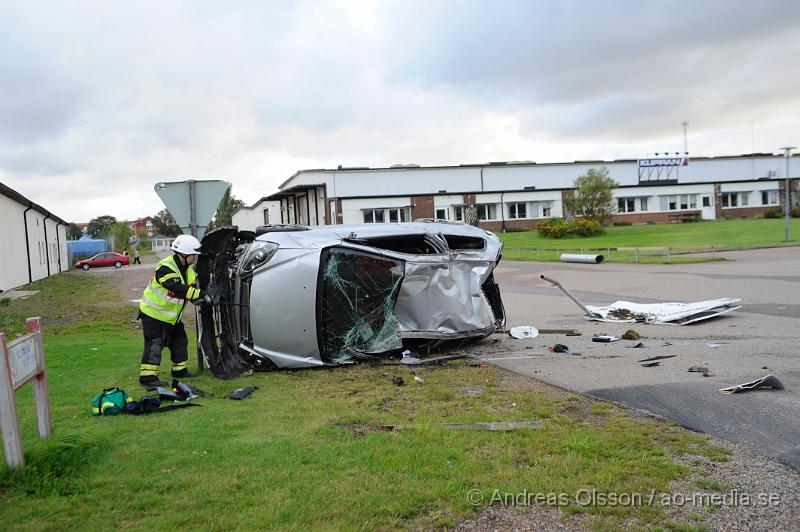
[681,121,689,157]
[781,146,796,241]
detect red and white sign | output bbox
[0,317,51,468]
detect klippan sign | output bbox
[638,157,689,167]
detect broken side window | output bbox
[317,247,405,363]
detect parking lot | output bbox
[486,246,800,471]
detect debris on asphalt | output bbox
[592,335,620,343]
[706,342,721,348]
[625,342,645,348]
[226,386,259,400]
[380,421,540,431]
[719,374,785,395]
[688,366,713,377]
[585,299,742,325]
[392,376,405,386]
[537,328,581,335]
[549,344,581,356]
[540,275,604,318]
[641,362,661,367]
[540,274,741,325]
[637,355,677,363]
[399,353,475,365]
[621,329,641,340]
[508,325,539,339]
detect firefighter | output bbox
[138,234,214,387]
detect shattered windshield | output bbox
[317,247,405,363]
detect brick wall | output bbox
[479,219,541,232]
[612,211,701,224]
[411,195,435,220]
[721,206,779,219]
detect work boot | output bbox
[171,369,197,379]
[139,376,168,388]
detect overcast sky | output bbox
[1,0,799,222]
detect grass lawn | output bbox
[1,272,730,530]
[499,218,800,263]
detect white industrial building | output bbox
[232,196,281,230]
[260,153,797,232]
[0,182,70,292]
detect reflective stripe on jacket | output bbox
[139,256,199,325]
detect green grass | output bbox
[499,218,800,263]
[0,272,731,530]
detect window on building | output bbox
[477,204,497,221]
[363,209,385,223]
[617,197,636,213]
[721,193,736,207]
[660,194,698,211]
[387,208,407,223]
[452,205,464,221]
[508,202,527,219]
[542,204,551,217]
[640,197,648,211]
[702,196,710,207]
[435,208,448,220]
[761,190,779,205]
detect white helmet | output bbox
[170,234,202,255]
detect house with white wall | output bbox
[0,182,69,292]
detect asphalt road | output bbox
[485,246,800,471]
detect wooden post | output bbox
[0,332,25,468]
[27,318,51,438]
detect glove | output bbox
[203,284,221,304]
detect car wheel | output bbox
[114,261,123,268]
[81,264,90,270]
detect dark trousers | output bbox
[133,257,141,264]
[139,314,188,375]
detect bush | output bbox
[569,218,604,236]
[536,218,569,238]
[646,220,657,225]
[791,207,800,218]
[613,221,633,227]
[763,209,782,219]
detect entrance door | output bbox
[700,195,715,219]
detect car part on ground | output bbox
[196,222,506,378]
[719,374,785,394]
[541,274,741,325]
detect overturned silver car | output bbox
[197,222,505,378]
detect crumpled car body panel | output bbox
[197,222,505,377]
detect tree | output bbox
[86,215,117,238]
[565,167,618,224]
[212,185,244,228]
[153,209,181,237]
[110,222,134,252]
[67,223,83,240]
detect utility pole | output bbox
[681,121,689,157]
[782,147,796,241]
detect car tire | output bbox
[81,264,90,270]
[114,261,123,268]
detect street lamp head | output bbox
[780,146,796,157]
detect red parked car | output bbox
[74,252,130,270]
